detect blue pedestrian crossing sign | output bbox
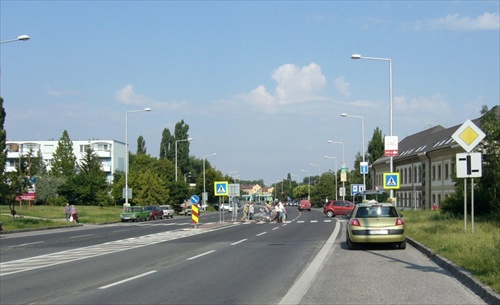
[383,173,400,189]
[214,181,229,196]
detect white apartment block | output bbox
[5,140,126,183]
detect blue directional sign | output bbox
[190,195,200,204]
[360,162,369,174]
[383,173,400,189]
[214,181,229,196]
[351,184,365,196]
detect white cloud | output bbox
[241,63,327,112]
[115,84,148,106]
[416,12,500,31]
[333,76,351,97]
[46,87,82,97]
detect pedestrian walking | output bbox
[241,202,249,221]
[70,205,79,223]
[249,203,255,220]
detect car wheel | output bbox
[347,235,357,250]
[398,239,407,249]
[326,210,334,218]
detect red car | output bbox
[323,200,355,217]
[145,206,164,220]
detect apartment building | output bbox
[5,139,126,183]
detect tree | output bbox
[159,128,173,159]
[137,136,147,155]
[0,97,8,205]
[174,120,191,177]
[367,127,384,189]
[133,169,170,206]
[50,130,77,177]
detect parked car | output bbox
[145,206,164,220]
[344,202,406,250]
[220,202,231,211]
[228,203,238,213]
[182,207,192,216]
[298,200,311,211]
[120,206,149,222]
[160,205,175,218]
[323,200,355,217]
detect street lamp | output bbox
[309,163,321,183]
[175,137,193,181]
[324,156,338,200]
[0,34,30,44]
[328,140,345,200]
[125,108,151,205]
[203,153,216,208]
[341,113,366,194]
[301,169,311,200]
[351,53,394,199]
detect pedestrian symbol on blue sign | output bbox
[383,173,400,189]
[214,181,229,196]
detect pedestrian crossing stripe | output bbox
[214,181,229,196]
[383,172,400,189]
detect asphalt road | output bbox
[0,207,486,304]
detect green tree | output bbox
[50,130,77,177]
[137,135,147,155]
[133,169,170,206]
[174,120,191,177]
[0,97,8,205]
[159,128,173,159]
[34,174,65,205]
[367,127,384,189]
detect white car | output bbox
[228,204,238,213]
[220,203,231,211]
[159,205,175,218]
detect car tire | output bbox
[398,239,407,249]
[347,235,357,250]
[326,210,335,218]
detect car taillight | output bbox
[350,219,361,227]
[395,218,405,226]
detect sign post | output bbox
[451,120,485,232]
[214,181,229,222]
[190,195,200,228]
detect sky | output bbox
[1,1,499,186]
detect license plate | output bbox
[369,229,389,235]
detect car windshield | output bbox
[130,207,142,212]
[355,206,398,218]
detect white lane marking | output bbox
[310,220,318,223]
[279,219,341,305]
[272,227,279,231]
[256,232,267,236]
[12,241,45,247]
[99,270,157,289]
[69,234,94,239]
[297,221,305,223]
[187,250,216,261]
[324,219,332,223]
[231,239,247,245]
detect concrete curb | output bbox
[407,237,500,305]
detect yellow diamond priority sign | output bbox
[451,120,485,153]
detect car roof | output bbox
[356,202,394,207]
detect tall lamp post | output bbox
[125,108,151,205]
[341,113,366,194]
[328,140,345,200]
[175,137,193,181]
[351,53,394,199]
[309,163,321,183]
[324,156,338,200]
[301,169,311,200]
[202,153,216,208]
[0,34,30,44]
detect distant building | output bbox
[5,139,125,183]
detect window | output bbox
[80,145,90,153]
[445,163,449,180]
[432,165,436,181]
[437,165,442,180]
[414,165,418,183]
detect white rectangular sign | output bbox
[456,153,482,178]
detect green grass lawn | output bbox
[1,205,498,294]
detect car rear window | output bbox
[355,206,398,218]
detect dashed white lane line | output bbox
[99,270,157,289]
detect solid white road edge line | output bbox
[278,219,341,305]
[98,270,157,289]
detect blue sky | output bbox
[1,1,499,185]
